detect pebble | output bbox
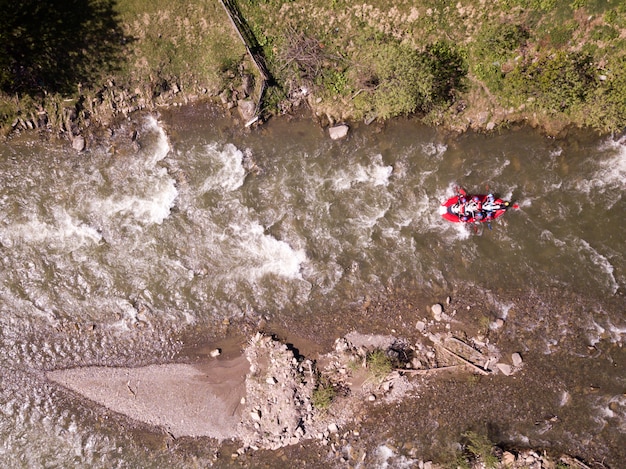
[431,304,443,321]
[368,394,376,401]
[328,423,339,433]
[209,348,221,357]
[416,320,426,332]
[72,135,86,152]
[512,352,523,367]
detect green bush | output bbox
[462,431,499,469]
[472,22,529,92]
[505,51,595,112]
[591,24,619,41]
[368,42,434,118]
[424,41,468,103]
[584,55,626,132]
[365,349,394,383]
[312,379,336,410]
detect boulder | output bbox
[329,124,349,140]
[502,451,516,466]
[496,363,512,376]
[237,100,256,123]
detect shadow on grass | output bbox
[0,0,129,95]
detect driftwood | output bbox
[395,365,464,375]
[559,456,594,469]
[435,343,491,375]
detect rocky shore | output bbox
[47,291,601,469]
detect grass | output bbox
[462,431,499,469]
[311,377,336,410]
[365,349,394,383]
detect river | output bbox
[0,106,624,467]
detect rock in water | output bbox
[329,124,349,140]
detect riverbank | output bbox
[2,1,625,143]
[46,283,625,468]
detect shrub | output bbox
[471,22,529,92]
[424,41,468,104]
[505,51,595,112]
[312,378,336,410]
[584,55,626,132]
[365,349,394,383]
[462,431,499,469]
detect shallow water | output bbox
[0,107,624,467]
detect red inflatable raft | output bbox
[439,190,518,223]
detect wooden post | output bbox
[219,0,272,123]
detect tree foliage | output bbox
[471,22,529,92]
[368,42,434,118]
[0,0,126,95]
[353,39,467,119]
[505,51,595,112]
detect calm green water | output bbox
[0,108,623,467]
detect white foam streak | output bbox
[143,115,171,165]
[227,222,307,281]
[421,142,447,158]
[87,115,178,226]
[0,209,102,249]
[575,136,626,203]
[331,155,392,191]
[199,143,246,193]
[94,176,178,225]
[576,239,618,295]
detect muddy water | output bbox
[0,106,624,467]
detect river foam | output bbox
[0,209,102,249]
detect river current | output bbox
[0,107,624,467]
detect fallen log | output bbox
[395,365,465,375]
[435,344,490,375]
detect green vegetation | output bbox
[1,0,625,136]
[462,431,499,469]
[365,348,394,383]
[311,377,336,410]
